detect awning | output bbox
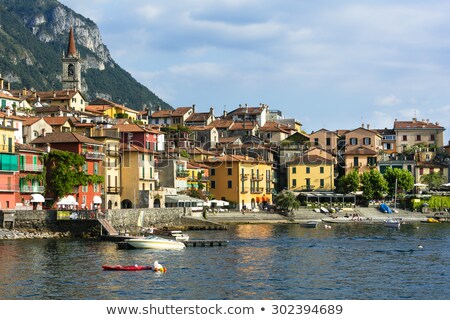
[57,195,78,206]
[93,195,102,204]
[30,194,45,203]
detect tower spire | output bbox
[66,26,77,57]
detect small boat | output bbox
[384,218,401,228]
[422,217,440,223]
[300,221,319,228]
[125,236,186,250]
[102,265,153,271]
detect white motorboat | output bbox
[125,236,186,250]
[384,218,401,228]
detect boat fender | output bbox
[154,267,167,273]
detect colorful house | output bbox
[203,154,274,210]
[0,117,18,209]
[286,154,334,191]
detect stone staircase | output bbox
[98,218,118,235]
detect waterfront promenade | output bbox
[205,207,429,224]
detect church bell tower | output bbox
[61,27,82,91]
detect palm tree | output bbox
[274,190,300,214]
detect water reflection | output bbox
[0,223,449,300]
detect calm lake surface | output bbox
[1,223,449,300]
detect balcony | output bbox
[20,164,44,172]
[240,173,250,181]
[0,184,19,192]
[240,188,249,194]
[176,170,190,178]
[251,174,264,181]
[251,187,264,194]
[83,152,105,160]
[20,185,45,193]
[367,162,378,168]
[106,149,120,157]
[106,186,121,194]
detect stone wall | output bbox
[107,208,191,234]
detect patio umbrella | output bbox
[414,183,427,187]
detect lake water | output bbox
[0,223,449,300]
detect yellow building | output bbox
[186,162,210,192]
[287,155,334,191]
[203,155,274,210]
[86,98,139,122]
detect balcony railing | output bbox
[251,174,264,181]
[0,184,19,192]
[250,187,264,194]
[106,149,120,157]
[176,170,190,178]
[106,186,121,194]
[240,173,249,181]
[240,188,249,194]
[83,152,105,160]
[20,185,45,193]
[20,164,44,172]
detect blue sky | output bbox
[59,0,450,140]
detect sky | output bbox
[58,0,450,140]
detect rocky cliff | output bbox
[0,0,171,110]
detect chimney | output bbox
[6,106,11,117]
[367,124,370,130]
[53,91,56,98]
[22,88,27,96]
[0,77,3,90]
[223,110,227,117]
[46,143,51,153]
[157,105,161,111]
[6,82,10,91]
[209,106,214,116]
[412,118,417,123]
[192,104,196,113]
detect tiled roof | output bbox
[43,117,71,126]
[30,131,104,145]
[151,110,173,118]
[0,92,20,100]
[189,125,215,131]
[394,120,444,130]
[34,105,73,113]
[21,117,43,126]
[172,107,193,116]
[218,137,241,143]
[119,143,159,154]
[229,122,257,131]
[185,112,210,122]
[16,143,46,153]
[416,161,447,168]
[228,106,264,116]
[209,119,234,129]
[259,121,292,133]
[0,112,23,121]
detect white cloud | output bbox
[375,95,402,107]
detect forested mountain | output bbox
[0,0,171,110]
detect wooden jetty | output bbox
[116,239,229,250]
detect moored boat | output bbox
[384,218,401,228]
[300,221,320,228]
[154,230,189,242]
[125,236,186,250]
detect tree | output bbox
[274,190,300,213]
[360,169,388,200]
[421,172,445,190]
[383,167,414,196]
[44,150,90,199]
[336,169,360,194]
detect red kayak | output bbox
[102,265,153,271]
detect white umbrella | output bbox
[441,183,450,187]
[208,200,229,207]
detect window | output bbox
[228,181,232,189]
[211,168,216,176]
[349,138,358,145]
[363,137,371,145]
[383,143,392,150]
[320,179,324,188]
[354,157,359,167]
[292,179,297,187]
[227,168,232,175]
[416,135,421,141]
[320,167,324,174]
[402,135,407,141]
[430,168,434,174]
[292,167,296,174]
[314,138,319,146]
[326,138,331,146]
[82,185,88,192]
[407,165,412,172]
[94,162,99,174]
[93,183,98,192]
[306,167,310,174]
[211,181,216,188]
[306,178,311,189]
[419,168,424,175]
[430,134,435,141]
